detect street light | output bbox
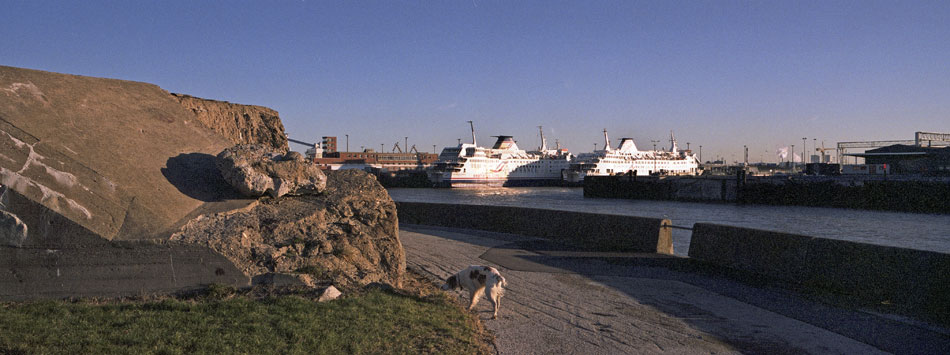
[802,137,808,166]
[651,140,660,174]
[791,144,795,170]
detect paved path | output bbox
[400,224,950,355]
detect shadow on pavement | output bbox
[401,224,950,354]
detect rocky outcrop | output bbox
[173,94,289,152]
[216,144,326,198]
[0,65,404,300]
[171,169,405,289]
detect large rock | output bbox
[171,170,405,289]
[173,94,289,152]
[216,144,327,198]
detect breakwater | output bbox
[584,175,950,214]
[396,201,950,324]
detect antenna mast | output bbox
[538,125,547,151]
[467,121,476,146]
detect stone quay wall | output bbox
[395,202,673,254]
[689,223,950,320]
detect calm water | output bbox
[388,187,950,256]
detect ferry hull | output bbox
[431,177,565,188]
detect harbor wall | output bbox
[0,242,250,301]
[584,175,950,214]
[0,188,249,301]
[395,202,674,254]
[688,223,950,320]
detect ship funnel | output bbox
[602,129,611,152]
[618,138,638,152]
[491,136,519,150]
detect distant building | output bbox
[846,145,950,176]
[322,136,337,153]
[312,150,438,172]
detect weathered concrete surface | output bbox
[397,202,673,254]
[690,223,950,324]
[173,93,289,152]
[0,65,249,243]
[0,209,28,247]
[403,224,950,354]
[0,187,248,300]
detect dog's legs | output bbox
[468,287,485,310]
[488,286,501,319]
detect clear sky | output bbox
[2,0,948,163]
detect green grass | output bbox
[0,289,488,355]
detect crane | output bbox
[815,141,837,163]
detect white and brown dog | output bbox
[441,265,508,319]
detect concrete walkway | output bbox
[400,224,949,355]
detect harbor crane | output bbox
[815,141,837,163]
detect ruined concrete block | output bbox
[0,210,28,247]
[318,285,342,302]
[216,144,327,198]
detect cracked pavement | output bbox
[401,224,949,354]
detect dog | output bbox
[441,265,508,319]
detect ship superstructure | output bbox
[428,123,573,187]
[563,130,699,183]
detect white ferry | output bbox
[428,124,573,187]
[563,130,699,183]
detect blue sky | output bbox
[2,1,948,162]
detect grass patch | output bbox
[0,287,488,354]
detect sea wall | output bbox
[396,202,673,254]
[688,223,950,319]
[172,94,289,152]
[584,175,738,202]
[585,175,950,214]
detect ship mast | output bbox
[538,125,547,151]
[669,130,678,152]
[467,120,476,147]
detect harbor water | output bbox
[388,187,950,256]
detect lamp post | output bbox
[813,138,817,163]
[791,144,795,170]
[802,137,807,168]
[651,140,660,174]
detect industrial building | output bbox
[847,145,950,176]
